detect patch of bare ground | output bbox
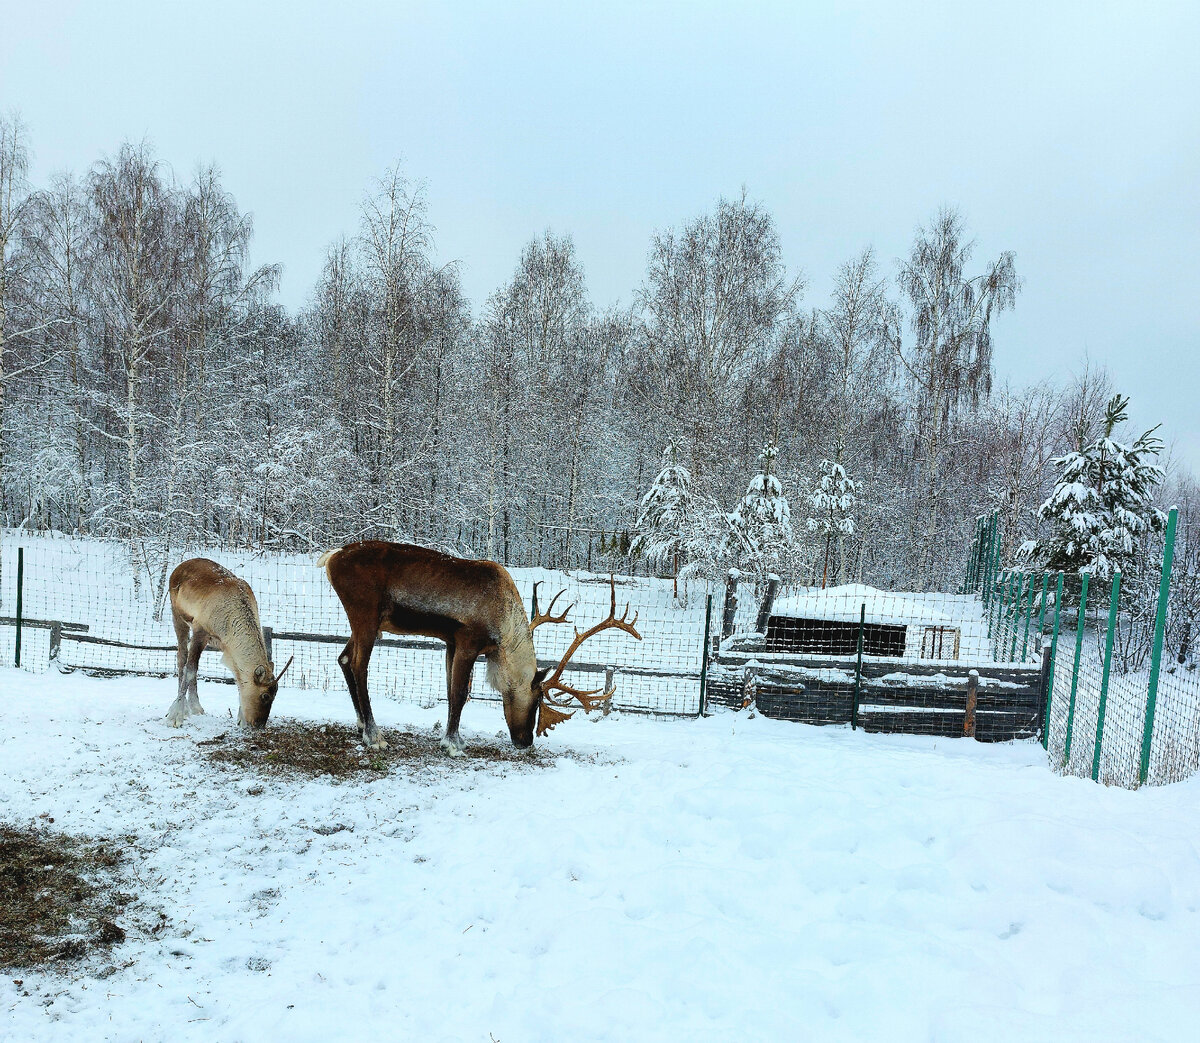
[0,823,142,971]
[199,719,613,779]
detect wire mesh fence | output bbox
[0,536,710,718]
[6,520,1200,786]
[704,566,1046,739]
[970,507,1200,788]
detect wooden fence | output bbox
[704,641,1048,742]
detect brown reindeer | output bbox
[318,541,640,753]
[167,558,293,728]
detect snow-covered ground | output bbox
[3,668,1200,1041]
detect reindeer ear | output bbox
[254,665,267,682]
[534,667,550,687]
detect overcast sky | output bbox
[4,1,1198,470]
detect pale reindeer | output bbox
[167,558,293,728]
[319,541,641,753]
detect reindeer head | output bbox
[497,662,552,749]
[517,579,642,745]
[236,656,294,728]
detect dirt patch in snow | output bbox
[0,824,135,971]
[199,720,608,779]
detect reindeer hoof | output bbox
[165,702,188,727]
[364,731,388,750]
[439,736,465,758]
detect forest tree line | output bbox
[1,113,1196,602]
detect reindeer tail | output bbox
[317,548,340,569]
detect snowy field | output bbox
[3,669,1200,1041]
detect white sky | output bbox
[4,1,1198,470]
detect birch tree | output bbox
[637,190,803,486]
[20,173,92,528]
[358,165,436,534]
[896,209,1019,587]
[87,142,182,590]
[0,113,32,525]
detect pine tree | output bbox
[806,459,856,587]
[1021,394,1165,579]
[725,441,795,587]
[630,444,694,595]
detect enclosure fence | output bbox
[967,509,1200,788]
[5,527,1199,788]
[0,538,711,718]
[703,564,1046,741]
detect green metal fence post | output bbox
[982,515,996,610]
[980,519,989,605]
[1043,571,1065,751]
[1063,571,1090,765]
[965,519,976,592]
[995,569,1011,648]
[14,547,24,669]
[1020,572,1037,661]
[1035,572,1050,647]
[973,517,983,590]
[989,569,1004,642]
[998,571,1011,654]
[997,571,1009,651]
[1091,571,1122,783]
[972,516,986,593]
[988,513,1001,607]
[698,593,714,717]
[987,567,998,641]
[1140,507,1179,784]
[1008,572,1024,661]
[992,510,1002,593]
[851,603,866,730]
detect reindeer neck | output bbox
[219,604,270,681]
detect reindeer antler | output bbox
[529,586,573,632]
[536,575,642,735]
[270,655,294,686]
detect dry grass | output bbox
[0,824,133,970]
[200,719,608,779]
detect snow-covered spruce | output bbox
[1020,393,1165,579]
[807,458,857,586]
[722,441,797,589]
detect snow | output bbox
[772,584,955,627]
[5,668,1200,1040]
[762,585,1027,665]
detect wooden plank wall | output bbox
[707,654,1044,742]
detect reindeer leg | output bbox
[440,638,460,755]
[350,639,387,749]
[442,644,475,758]
[338,640,365,733]
[167,614,191,727]
[185,629,208,716]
